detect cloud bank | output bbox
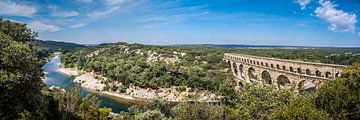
[0,1,36,17]
[314,0,357,32]
[27,21,60,32]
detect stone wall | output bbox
[224,53,347,91]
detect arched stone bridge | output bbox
[224,53,347,91]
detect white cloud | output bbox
[315,0,357,32]
[295,0,312,10]
[76,0,93,3]
[52,11,79,17]
[27,21,60,32]
[0,1,36,17]
[106,0,131,6]
[87,0,132,18]
[70,23,87,28]
[87,6,120,18]
[49,5,79,17]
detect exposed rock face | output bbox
[125,85,219,102]
[86,44,182,64]
[146,50,180,64]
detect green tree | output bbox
[55,85,112,120]
[315,63,360,120]
[135,110,166,120]
[0,32,47,119]
[229,85,292,120]
[269,95,329,120]
[0,18,37,42]
[171,102,224,120]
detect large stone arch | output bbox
[233,62,238,76]
[277,75,291,89]
[261,70,272,85]
[248,67,257,83]
[297,80,316,93]
[239,64,244,79]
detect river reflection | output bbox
[42,55,131,113]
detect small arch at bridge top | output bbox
[289,67,294,72]
[335,72,340,78]
[315,70,322,77]
[276,64,280,69]
[325,72,332,78]
[271,64,274,68]
[266,63,269,67]
[282,65,286,71]
[257,61,259,65]
[261,62,264,66]
[306,69,311,75]
[297,68,302,74]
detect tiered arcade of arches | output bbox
[224,53,347,92]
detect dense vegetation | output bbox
[1,18,360,120]
[28,40,85,59]
[113,64,360,120]
[0,18,110,119]
[61,42,360,93]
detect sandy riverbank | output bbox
[59,68,147,104]
[59,67,220,103]
[59,68,81,76]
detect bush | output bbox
[314,63,360,119]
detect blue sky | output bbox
[1,0,360,47]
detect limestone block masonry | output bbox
[223,53,347,90]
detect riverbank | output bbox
[59,67,220,103]
[59,68,148,104]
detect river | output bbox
[42,55,131,113]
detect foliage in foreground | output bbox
[0,21,47,119]
[0,19,110,120]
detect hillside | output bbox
[61,42,233,93]
[28,40,85,58]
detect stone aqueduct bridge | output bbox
[224,53,347,90]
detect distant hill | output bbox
[30,40,85,50]
[28,40,86,58]
[203,44,360,49]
